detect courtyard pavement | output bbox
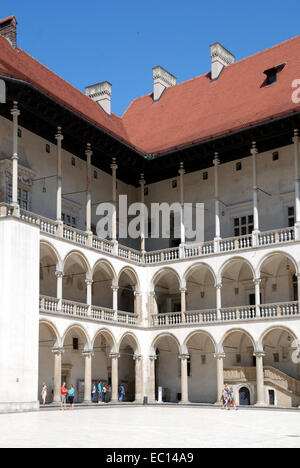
[0,406,300,448]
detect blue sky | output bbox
[2,0,300,115]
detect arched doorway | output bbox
[118,268,139,313]
[152,268,181,314]
[152,334,181,402]
[239,387,251,406]
[118,333,141,402]
[92,330,116,403]
[38,321,59,404]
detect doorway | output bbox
[239,387,251,405]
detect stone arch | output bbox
[150,267,182,292]
[182,329,217,355]
[183,262,217,286]
[39,319,61,346]
[62,323,91,350]
[40,241,62,297]
[150,332,182,355]
[91,328,117,353]
[92,259,117,285]
[40,240,62,269]
[257,251,298,278]
[218,256,255,284]
[118,332,141,355]
[184,262,217,311]
[63,250,92,279]
[118,266,140,292]
[259,325,298,350]
[220,327,256,354]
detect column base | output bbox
[0,400,40,413]
[254,402,266,407]
[214,401,223,406]
[179,400,190,405]
[294,222,300,240]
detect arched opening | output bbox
[118,268,139,313]
[40,243,60,298]
[92,330,116,403]
[38,321,58,404]
[262,327,300,407]
[118,333,140,402]
[92,261,116,309]
[239,387,251,406]
[185,264,216,312]
[185,332,217,403]
[152,269,181,314]
[259,253,297,304]
[152,334,181,402]
[62,326,89,403]
[63,252,90,304]
[223,330,255,368]
[220,258,255,308]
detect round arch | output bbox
[91,328,117,353]
[183,329,217,355]
[118,331,141,355]
[150,267,182,291]
[218,256,256,283]
[62,323,91,349]
[118,266,140,291]
[257,251,298,278]
[183,262,217,286]
[220,327,256,352]
[92,259,117,285]
[259,325,298,347]
[40,240,62,269]
[63,250,92,279]
[150,332,182,355]
[39,319,60,345]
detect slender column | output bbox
[85,279,93,316]
[85,143,93,245]
[180,287,187,323]
[254,352,265,406]
[214,353,226,404]
[139,173,146,255]
[83,350,93,403]
[55,127,64,236]
[10,101,20,216]
[251,142,259,245]
[178,162,186,258]
[293,130,300,240]
[133,354,143,403]
[297,274,300,306]
[179,354,189,404]
[111,157,118,253]
[213,153,221,251]
[149,355,157,403]
[254,278,261,317]
[55,270,63,310]
[216,282,222,320]
[110,353,120,402]
[52,347,64,403]
[112,285,119,320]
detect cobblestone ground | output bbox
[0,406,300,448]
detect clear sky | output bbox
[1,0,300,116]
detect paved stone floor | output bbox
[0,406,300,448]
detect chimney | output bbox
[85,81,112,115]
[0,16,17,49]
[210,42,234,80]
[152,66,176,101]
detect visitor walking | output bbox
[229,387,238,410]
[103,383,107,403]
[68,385,75,410]
[41,382,47,406]
[119,384,125,402]
[61,382,67,411]
[98,381,103,404]
[91,383,96,403]
[224,384,230,410]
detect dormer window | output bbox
[262,63,286,87]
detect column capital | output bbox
[253,351,265,358]
[85,142,93,158]
[11,101,20,117]
[111,285,119,292]
[293,129,299,142]
[110,157,118,170]
[55,270,64,278]
[179,354,190,361]
[149,354,157,361]
[139,173,146,186]
[109,352,120,360]
[134,290,142,297]
[251,141,258,155]
[52,347,64,356]
[213,152,220,165]
[82,349,94,358]
[215,282,222,290]
[214,353,226,359]
[85,279,93,286]
[180,287,187,293]
[178,161,185,175]
[133,354,142,361]
[149,291,156,297]
[254,278,261,286]
[55,126,64,141]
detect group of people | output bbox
[222,384,237,410]
[92,382,112,404]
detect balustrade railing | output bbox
[0,203,297,265]
[259,301,299,318]
[152,312,182,326]
[185,309,218,324]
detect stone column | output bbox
[55,270,63,310]
[254,352,265,406]
[180,287,187,323]
[139,173,146,256]
[111,157,118,254]
[251,142,259,246]
[85,143,93,246]
[254,278,261,317]
[179,354,189,404]
[148,355,157,403]
[110,353,120,402]
[10,101,20,217]
[55,127,64,236]
[216,282,222,320]
[85,279,93,316]
[293,130,300,240]
[148,291,156,325]
[214,353,226,405]
[83,350,93,403]
[52,347,64,403]
[112,285,119,320]
[297,274,300,306]
[133,354,143,403]
[213,153,221,252]
[178,162,186,258]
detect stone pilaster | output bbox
[52,347,64,403]
[179,354,189,404]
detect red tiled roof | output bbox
[123,35,300,154]
[0,29,300,155]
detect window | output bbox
[18,128,22,138]
[272,151,279,161]
[172,180,177,188]
[144,187,149,196]
[288,206,295,227]
[71,157,76,166]
[236,354,241,364]
[234,215,254,237]
[62,212,76,227]
[73,338,79,351]
[236,162,242,171]
[273,353,280,363]
[94,170,98,179]
[203,172,208,180]
[7,185,29,210]
[201,355,206,365]
[262,63,286,87]
[46,144,50,153]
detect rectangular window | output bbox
[236,354,241,364]
[288,206,295,227]
[73,338,79,351]
[273,353,279,363]
[234,215,253,237]
[8,185,29,210]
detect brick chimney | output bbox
[152,66,176,101]
[210,42,234,80]
[0,16,17,49]
[85,81,112,115]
